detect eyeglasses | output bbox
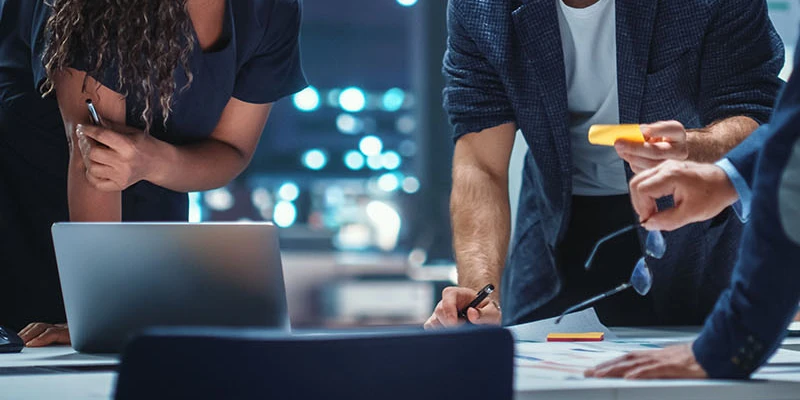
[555,225,666,324]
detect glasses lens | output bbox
[630,258,653,295]
[645,230,666,259]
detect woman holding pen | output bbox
[0,0,306,345]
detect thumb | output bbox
[642,206,691,232]
[467,307,483,324]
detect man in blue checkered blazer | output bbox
[424,0,785,328]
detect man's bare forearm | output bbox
[451,164,510,299]
[687,116,759,163]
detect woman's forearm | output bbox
[68,155,121,222]
[145,137,251,193]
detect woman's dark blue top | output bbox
[0,0,306,329]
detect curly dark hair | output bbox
[41,0,196,133]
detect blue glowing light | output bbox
[344,150,365,170]
[380,151,402,170]
[293,86,320,112]
[339,87,366,113]
[278,182,300,202]
[381,88,405,112]
[302,149,328,170]
[273,201,297,228]
[378,173,400,192]
[359,135,383,156]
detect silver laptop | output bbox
[52,222,290,353]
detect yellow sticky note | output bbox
[546,332,605,342]
[588,124,645,146]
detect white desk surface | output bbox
[3,328,800,400]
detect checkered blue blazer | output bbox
[442,0,785,325]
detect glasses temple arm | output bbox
[554,283,632,324]
[584,224,639,269]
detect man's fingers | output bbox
[642,207,690,232]
[625,155,662,174]
[618,141,684,161]
[423,314,443,330]
[466,304,501,325]
[588,351,648,373]
[590,357,656,378]
[629,179,660,222]
[641,120,685,142]
[440,288,462,325]
[623,362,698,380]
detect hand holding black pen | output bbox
[458,284,495,320]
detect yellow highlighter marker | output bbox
[546,332,605,342]
[588,124,645,146]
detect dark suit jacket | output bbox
[694,42,800,379]
[442,0,785,325]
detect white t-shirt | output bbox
[556,0,629,196]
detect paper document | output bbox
[515,341,657,380]
[507,308,616,342]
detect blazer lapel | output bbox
[512,0,571,192]
[616,1,658,124]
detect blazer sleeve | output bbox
[726,123,773,188]
[697,0,784,126]
[442,1,515,141]
[692,48,800,379]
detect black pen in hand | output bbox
[458,284,495,320]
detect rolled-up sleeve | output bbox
[442,1,515,141]
[697,0,784,126]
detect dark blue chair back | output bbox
[114,326,514,400]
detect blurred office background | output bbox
[188,0,800,329]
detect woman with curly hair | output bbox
[0,0,306,345]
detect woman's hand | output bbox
[18,323,71,347]
[76,123,163,191]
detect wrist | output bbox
[143,136,175,186]
[711,165,739,207]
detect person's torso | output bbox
[0,0,279,222]
[556,0,628,196]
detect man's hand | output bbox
[629,160,739,231]
[18,323,71,347]
[424,286,501,329]
[585,343,708,379]
[615,121,689,174]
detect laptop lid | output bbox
[51,222,289,353]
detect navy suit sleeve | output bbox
[442,1,515,141]
[698,0,783,126]
[692,49,800,379]
[725,123,773,188]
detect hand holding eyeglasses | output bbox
[629,160,739,231]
